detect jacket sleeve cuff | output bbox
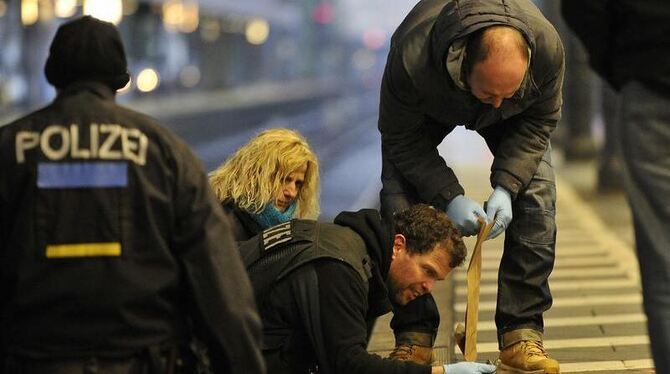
[490,170,523,200]
[430,182,465,210]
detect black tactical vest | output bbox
[238,219,373,304]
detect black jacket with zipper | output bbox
[0,82,264,373]
[379,0,565,204]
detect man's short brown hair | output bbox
[393,204,467,268]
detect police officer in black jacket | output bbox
[0,16,264,374]
[239,204,495,374]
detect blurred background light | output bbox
[362,28,386,51]
[21,0,39,26]
[178,2,199,33]
[163,0,199,33]
[162,0,182,31]
[54,0,77,18]
[136,68,160,92]
[245,17,269,45]
[38,0,54,22]
[312,3,334,25]
[179,65,201,88]
[83,0,123,25]
[0,1,6,18]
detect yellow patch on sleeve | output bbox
[46,242,122,258]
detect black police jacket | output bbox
[238,210,429,374]
[0,82,264,373]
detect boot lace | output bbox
[389,344,414,360]
[521,340,549,358]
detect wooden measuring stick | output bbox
[464,218,494,361]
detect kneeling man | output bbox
[239,204,495,374]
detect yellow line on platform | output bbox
[473,313,646,331]
[455,294,642,312]
[453,266,628,281]
[456,278,639,295]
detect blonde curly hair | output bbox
[209,128,320,219]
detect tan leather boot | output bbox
[389,344,434,365]
[497,329,560,374]
[389,331,435,365]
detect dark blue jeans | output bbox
[380,140,556,348]
[619,81,670,373]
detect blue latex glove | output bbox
[485,186,513,240]
[446,195,486,236]
[443,362,497,373]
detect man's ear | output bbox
[392,234,406,259]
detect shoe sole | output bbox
[497,361,560,374]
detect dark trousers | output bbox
[380,132,556,347]
[619,81,670,373]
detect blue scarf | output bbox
[252,201,297,229]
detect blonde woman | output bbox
[209,128,320,241]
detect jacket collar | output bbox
[56,81,116,102]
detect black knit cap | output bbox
[45,16,130,90]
